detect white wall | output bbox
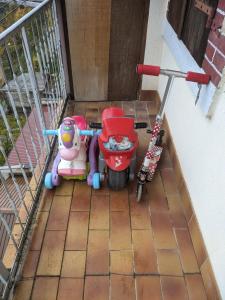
[143,0,225,297]
[142,0,165,90]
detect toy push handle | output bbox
[134,122,148,129]
[89,122,102,129]
[79,129,101,136]
[186,72,210,84]
[43,129,58,136]
[136,64,160,76]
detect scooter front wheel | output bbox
[108,168,128,190]
[136,184,143,202]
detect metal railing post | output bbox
[21,26,50,153]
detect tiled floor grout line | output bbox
[83,182,93,300]
[54,180,75,299]
[109,187,111,300]
[29,186,56,299]
[127,181,137,300]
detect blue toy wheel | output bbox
[45,172,53,189]
[92,172,100,189]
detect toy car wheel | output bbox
[108,168,128,190]
[93,172,100,189]
[136,184,143,202]
[155,130,165,146]
[45,172,53,189]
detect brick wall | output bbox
[202,0,225,86]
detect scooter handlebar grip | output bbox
[89,122,102,129]
[136,64,160,76]
[186,72,210,84]
[134,122,148,129]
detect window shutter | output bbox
[167,0,188,37]
[181,0,218,66]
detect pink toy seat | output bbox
[71,116,87,142]
[71,115,87,130]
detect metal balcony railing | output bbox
[0,0,67,298]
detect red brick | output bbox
[218,0,225,11]
[205,43,215,61]
[211,12,224,32]
[202,59,221,86]
[213,50,225,73]
[209,30,225,54]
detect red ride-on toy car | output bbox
[89,107,147,190]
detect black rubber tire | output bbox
[155,130,164,146]
[108,168,128,190]
[136,184,143,202]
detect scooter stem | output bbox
[158,75,174,118]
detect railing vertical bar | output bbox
[31,21,55,128]
[46,6,65,114]
[41,10,60,100]
[0,212,19,251]
[4,43,42,173]
[0,260,9,286]
[42,8,61,100]
[0,57,38,186]
[0,1,69,298]
[30,23,53,126]
[12,35,43,152]
[21,26,50,153]
[0,172,24,232]
[51,0,67,101]
[38,12,60,122]
[34,17,58,127]
[0,147,29,216]
[0,103,35,203]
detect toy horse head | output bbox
[58,117,81,161]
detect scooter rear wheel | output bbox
[136,184,143,202]
[108,168,128,190]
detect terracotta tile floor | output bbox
[13,101,207,300]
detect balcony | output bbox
[0,0,222,299]
[11,100,210,300]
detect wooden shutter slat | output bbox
[181,0,218,66]
[167,0,188,37]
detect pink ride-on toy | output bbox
[136,64,211,202]
[43,116,100,190]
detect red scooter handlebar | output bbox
[186,72,210,84]
[136,64,160,76]
[137,64,210,84]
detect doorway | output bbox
[64,0,149,101]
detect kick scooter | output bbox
[136,64,210,202]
